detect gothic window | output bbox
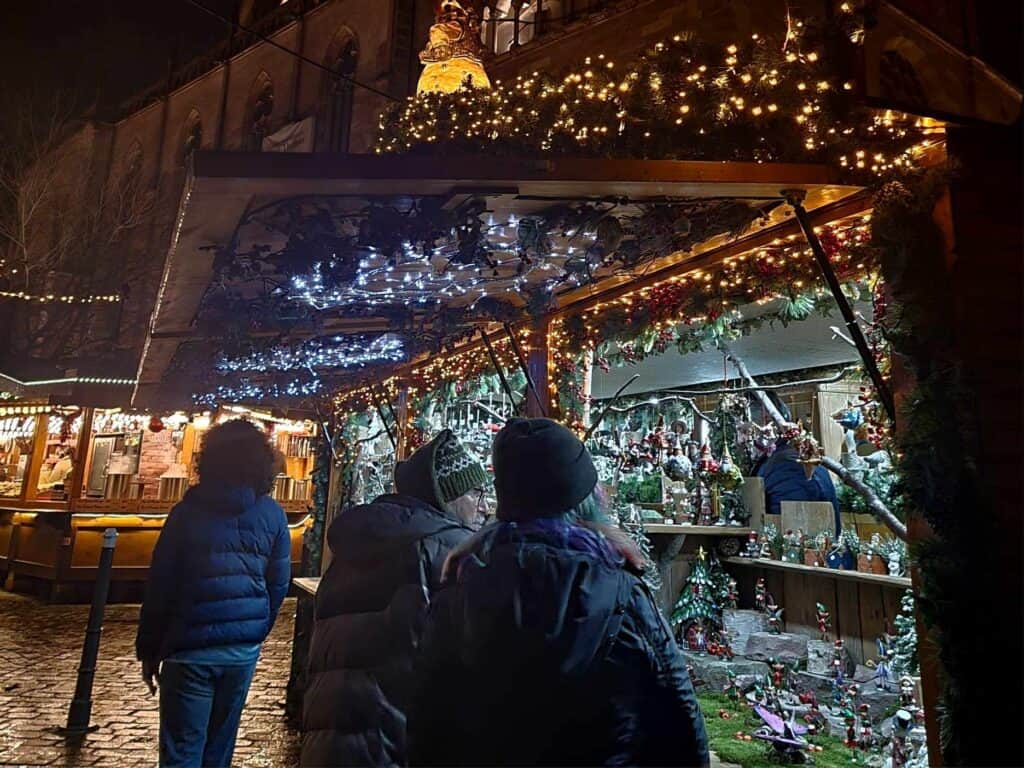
[322,33,359,152]
[248,75,275,151]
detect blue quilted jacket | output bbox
[757,444,841,533]
[136,484,292,662]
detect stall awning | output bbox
[134,151,863,407]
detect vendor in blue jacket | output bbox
[754,394,841,535]
[136,418,292,768]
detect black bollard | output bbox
[59,527,118,736]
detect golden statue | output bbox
[417,0,491,94]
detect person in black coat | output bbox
[300,429,488,767]
[408,418,710,767]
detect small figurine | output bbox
[724,669,741,702]
[888,549,903,577]
[875,635,896,691]
[844,709,858,749]
[725,577,739,609]
[889,709,914,768]
[816,602,832,641]
[754,577,767,612]
[899,675,918,710]
[743,530,760,558]
[770,659,786,690]
[832,638,847,681]
[858,703,874,751]
[691,622,707,652]
[766,595,784,634]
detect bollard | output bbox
[59,527,118,736]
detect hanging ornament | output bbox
[148,415,165,433]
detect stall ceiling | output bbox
[590,302,869,399]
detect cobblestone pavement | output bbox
[0,592,300,766]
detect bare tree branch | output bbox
[718,340,908,541]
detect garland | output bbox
[377,10,929,184]
[867,167,983,763]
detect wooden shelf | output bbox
[643,524,753,537]
[722,556,911,588]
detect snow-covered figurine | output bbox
[816,602,832,641]
[887,709,914,768]
[888,548,903,577]
[754,577,767,612]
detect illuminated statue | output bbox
[417,0,491,94]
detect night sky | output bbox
[0,1,239,126]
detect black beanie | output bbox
[492,417,598,520]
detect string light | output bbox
[374,7,929,181]
[216,334,405,373]
[0,290,121,304]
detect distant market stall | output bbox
[0,386,313,596]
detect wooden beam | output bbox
[67,408,95,503]
[21,415,50,502]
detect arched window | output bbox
[182,110,203,166]
[321,31,359,152]
[247,74,275,151]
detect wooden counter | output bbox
[0,500,312,596]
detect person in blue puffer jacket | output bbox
[136,418,292,768]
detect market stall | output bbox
[0,400,314,596]
[131,8,958,761]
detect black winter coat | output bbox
[408,518,710,767]
[300,494,473,767]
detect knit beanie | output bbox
[492,417,598,521]
[394,429,487,511]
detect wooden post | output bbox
[22,414,50,501]
[581,348,594,428]
[394,382,410,461]
[525,320,552,418]
[67,408,95,504]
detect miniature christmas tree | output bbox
[891,589,919,677]
[614,501,662,592]
[670,547,722,648]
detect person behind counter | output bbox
[136,419,291,768]
[300,429,488,767]
[753,392,842,535]
[408,418,710,767]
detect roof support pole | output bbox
[782,188,896,424]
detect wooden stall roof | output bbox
[134,151,863,407]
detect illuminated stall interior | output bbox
[0,397,315,596]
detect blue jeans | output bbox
[159,660,257,767]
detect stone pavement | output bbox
[0,592,300,767]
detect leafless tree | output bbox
[0,91,157,361]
